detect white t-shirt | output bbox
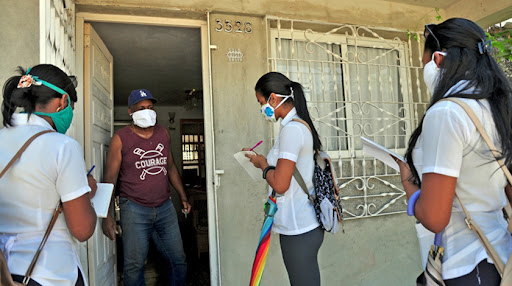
[0,114,90,286]
[412,90,512,279]
[266,108,320,235]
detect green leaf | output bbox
[494,41,506,52]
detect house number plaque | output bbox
[215,19,253,34]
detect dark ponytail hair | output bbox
[255,72,322,152]
[2,64,77,127]
[405,18,512,186]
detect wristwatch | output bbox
[262,166,276,179]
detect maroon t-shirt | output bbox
[116,124,171,207]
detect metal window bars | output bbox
[266,17,429,219]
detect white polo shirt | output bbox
[0,113,90,286]
[413,83,512,279]
[266,108,320,235]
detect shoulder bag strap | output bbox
[23,202,62,285]
[0,129,61,285]
[441,98,512,219]
[0,130,55,179]
[291,118,312,134]
[290,118,315,204]
[453,193,505,275]
[293,167,314,204]
[440,98,512,185]
[441,98,512,277]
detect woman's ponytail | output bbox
[2,66,38,127]
[290,81,322,152]
[2,65,76,127]
[2,75,23,127]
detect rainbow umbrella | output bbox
[249,195,278,286]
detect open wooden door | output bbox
[83,23,117,286]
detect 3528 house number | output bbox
[215,19,253,34]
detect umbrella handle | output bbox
[434,231,444,246]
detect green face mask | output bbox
[34,95,74,134]
[21,69,75,134]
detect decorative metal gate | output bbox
[267,17,430,219]
[40,0,75,74]
[40,0,78,137]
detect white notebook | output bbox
[361,137,406,172]
[234,151,264,182]
[91,183,114,218]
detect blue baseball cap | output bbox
[128,89,157,107]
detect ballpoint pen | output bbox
[249,141,263,151]
[87,165,96,176]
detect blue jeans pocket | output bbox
[119,197,129,206]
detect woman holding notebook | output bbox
[0,64,97,285]
[244,72,324,286]
[395,18,512,285]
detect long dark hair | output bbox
[405,18,512,186]
[255,72,322,151]
[2,64,77,127]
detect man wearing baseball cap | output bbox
[102,89,191,285]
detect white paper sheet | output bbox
[361,137,406,172]
[234,151,264,182]
[91,183,114,218]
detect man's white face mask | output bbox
[131,109,157,128]
[423,51,447,95]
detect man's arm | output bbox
[166,129,191,214]
[101,133,122,240]
[104,133,122,185]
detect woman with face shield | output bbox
[0,64,98,285]
[395,18,512,285]
[244,72,324,286]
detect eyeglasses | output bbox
[424,23,441,51]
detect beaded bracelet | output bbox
[407,189,421,216]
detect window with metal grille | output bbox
[268,19,425,219]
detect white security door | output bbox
[83,23,117,286]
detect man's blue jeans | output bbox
[119,197,187,286]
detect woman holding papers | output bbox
[0,64,97,285]
[245,72,323,286]
[396,18,512,285]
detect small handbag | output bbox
[415,98,512,285]
[0,130,61,286]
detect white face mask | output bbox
[423,51,447,95]
[260,94,291,123]
[131,109,157,128]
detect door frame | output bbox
[75,12,220,286]
[82,23,116,286]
